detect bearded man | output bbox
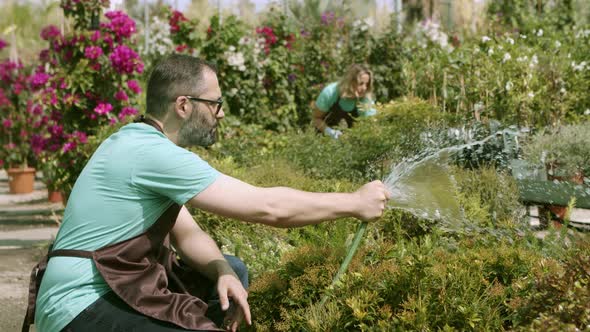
[25,54,390,332]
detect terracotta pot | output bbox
[47,190,63,203]
[7,167,36,194]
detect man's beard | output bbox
[177,110,217,147]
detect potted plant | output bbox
[0,51,47,194]
[521,123,590,224]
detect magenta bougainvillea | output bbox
[0,53,47,169]
[31,3,144,192]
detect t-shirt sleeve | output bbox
[132,143,220,205]
[315,83,339,112]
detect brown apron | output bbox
[22,117,223,332]
[323,96,360,129]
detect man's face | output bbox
[177,70,224,147]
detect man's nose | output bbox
[217,107,225,119]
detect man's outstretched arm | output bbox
[188,174,390,228]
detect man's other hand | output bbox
[217,274,251,331]
[354,180,391,221]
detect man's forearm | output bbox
[174,229,233,281]
[260,187,360,227]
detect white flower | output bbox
[227,88,238,96]
[502,52,512,63]
[363,17,374,27]
[575,29,590,39]
[352,20,361,28]
[506,37,514,45]
[520,34,527,39]
[584,109,590,115]
[228,45,236,52]
[482,36,491,42]
[536,29,543,37]
[528,92,535,98]
[572,61,587,71]
[238,37,250,45]
[505,81,513,91]
[225,51,245,68]
[529,54,538,68]
[554,40,561,48]
[498,45,504,50]
[474,101,484,112]
[488,47,494,56]
[516,56,528,62]
[560,87,566,94]
[238,65,246,72]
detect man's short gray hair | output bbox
[146,54,217,119]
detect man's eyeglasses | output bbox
[185,96,223,116]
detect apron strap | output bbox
[21,249,94,332]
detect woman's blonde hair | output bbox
[338,64,373,99]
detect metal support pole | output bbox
[9,28,18,63]
[218,0,222,25]
[144,1,149,53]
[393,0,403,34]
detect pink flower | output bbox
[103,11,137,40]
[62,141,77,153]
[114,90,128,101]
[27,103,43,115]
[90,31,101,42]
[118,106,138,119]
[94,103,113,115]
[30,134,46,155]
[127,80,141,94]
[39,49,50,62]
[2,119,12,129]
[73,131,88,144]
[29,72,51,89]
[84,46,103,60]
[40,25,61,41]
[0,89,9,106]
[109,45,141,74]
[0,39,7,51]
[91,63,102,71]
[13,82,24,95]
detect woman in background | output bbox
[311,64,378,139]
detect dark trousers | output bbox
[62,255,248,332]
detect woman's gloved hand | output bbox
[324,127,343,139]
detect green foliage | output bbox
[247,231,568,331]
[512,237,590,330]
[521,122,590,177]
[455,167,524,230]
[403,20,590,128]
[272,98,457,182]
[60,0,109,30]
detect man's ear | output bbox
[173,96,191,120]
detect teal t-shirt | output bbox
[35,123,220,332]
[315,82,377,117]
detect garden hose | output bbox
[319,221,368,307]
